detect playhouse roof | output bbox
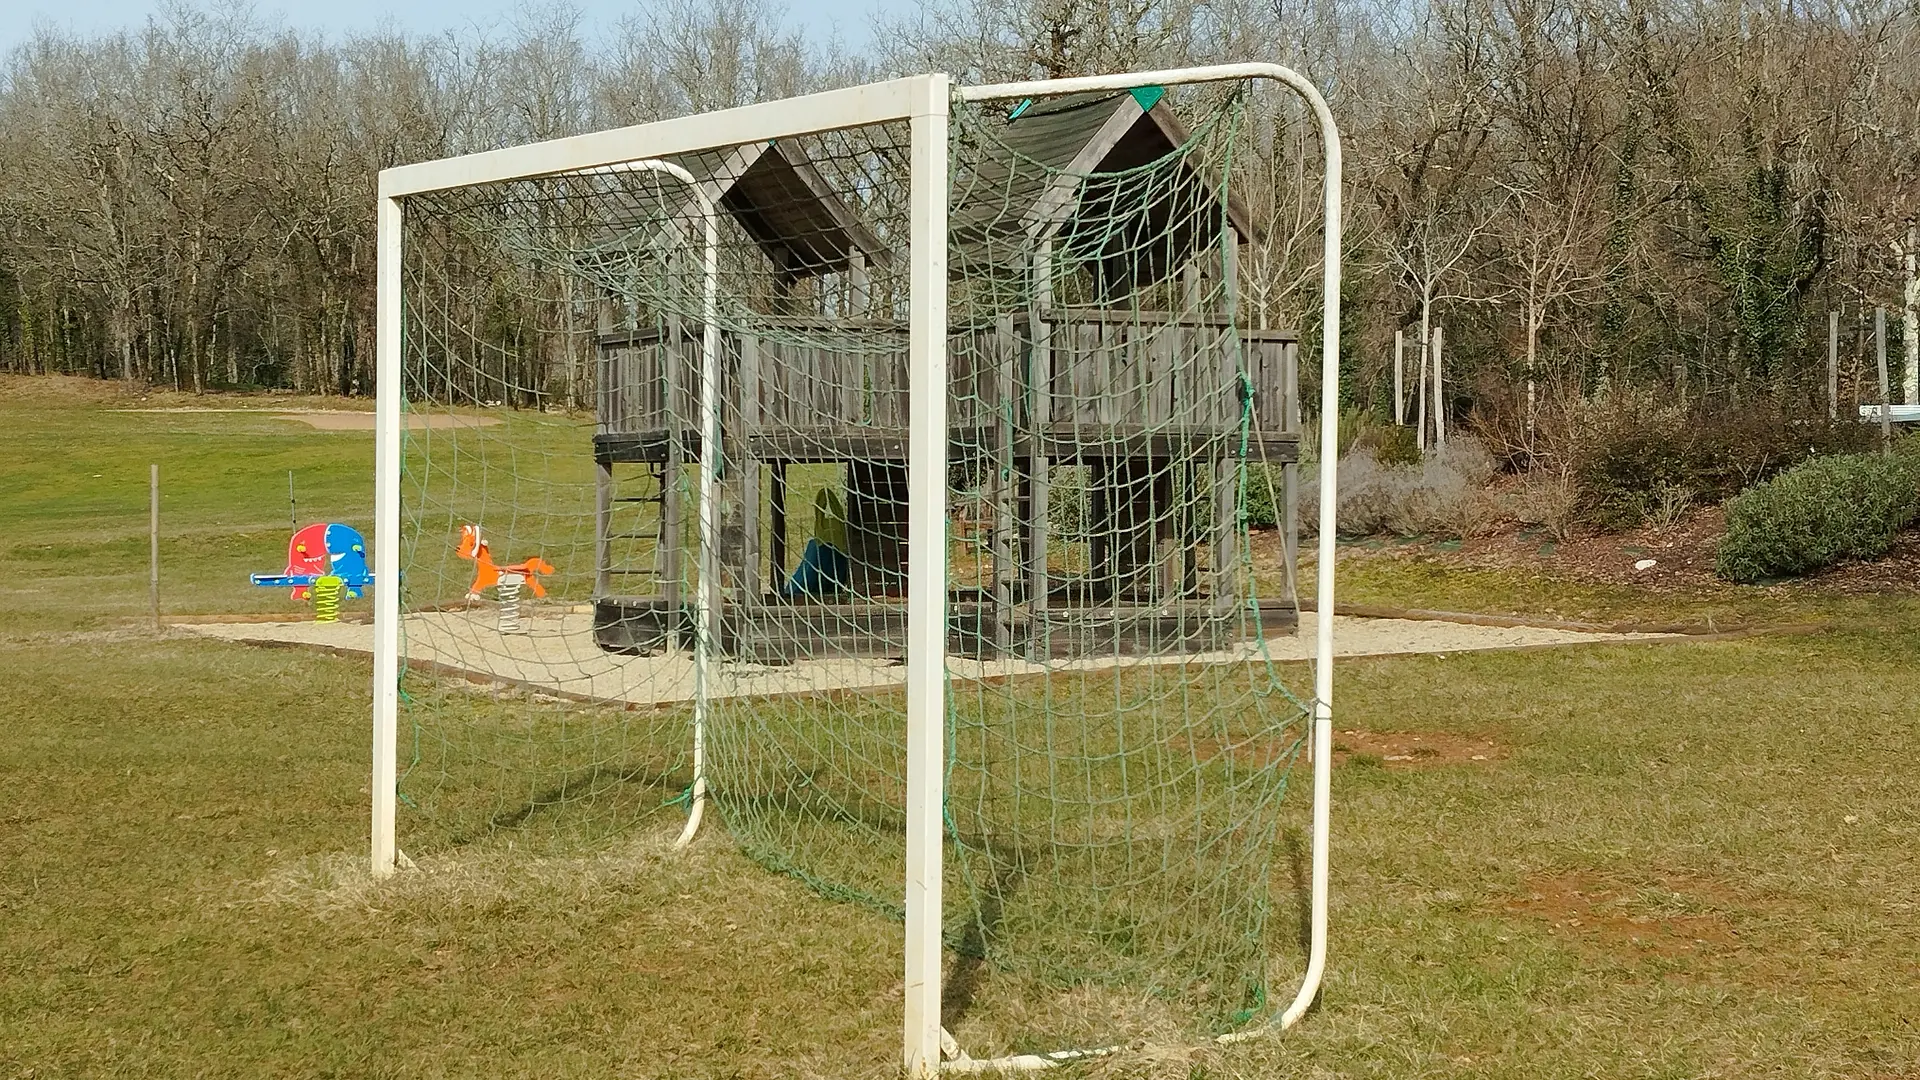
[598,140,890,280]
[949,88,1257,277]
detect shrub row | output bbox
[1551,391,1877,530]
[1295,438,1497,538]
[1715,446,1920,582]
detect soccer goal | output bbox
[371,64,1341,1074]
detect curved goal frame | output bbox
[369,65,1341,1077]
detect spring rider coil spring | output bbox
[497,572,525,634]
[312,575,345,623]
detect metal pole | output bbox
[690,170,719,853]
[150,464,160,629]
[370,192,403,878]
[544,156,719,847]
[903,72,952,1079]
[1878,306,1892,451]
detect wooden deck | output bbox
[590,308,1302,661]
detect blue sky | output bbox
[1,0,905,54]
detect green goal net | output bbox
[384,75,1326,1064]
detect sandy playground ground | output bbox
[178,609,1686,706]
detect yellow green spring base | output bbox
[312,575,344,622]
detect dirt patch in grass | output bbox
[273,411,501,431]
[1333,728,1507,767]
[239,825,691,916]
[1186,728,1506,769]
[1500,871,1744,959]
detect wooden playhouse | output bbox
[588,89,1302,661]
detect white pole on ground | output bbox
[1877,307,1892,451]
[961,58,1343,1048]
[688,167,719,850]
[1283,65,1340,1037]
[562,156,719,849]
[903,72,951,1079]
[371,191,403,878]
[149,463,160,629]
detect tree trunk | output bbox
[1394,328,1405,425]
[1416,294,1432,450]
[1524,310,1539,447]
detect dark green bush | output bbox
[1047,463,1286,534]
[1715,449,1920,582]
[1567,397,1876,530]
[1354,424,1421,468]
[1243,463,1279,528]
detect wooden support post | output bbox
[770,245,798,316]
[149,463,160,629]
[1089,460,1110,590]
[1180,460,1199,596]
[1212,457,1238,616]
[1414,321,1428,450]
[1281,339,1300,610]
[1028,243,1053,659]
[848,251,870,316]
[1151,462,1176,604]
[741,334,762,603]
[1828,309,1840,422]
[595,460,612,595]
[769,462,788,587]
[1212,327,1239,617]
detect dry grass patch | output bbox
[1499,871,1748,960]
[1333,728,1506,768]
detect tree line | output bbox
[1,0,1915,426]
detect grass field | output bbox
[3,375,1918,1078]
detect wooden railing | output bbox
[597,309,1297,442]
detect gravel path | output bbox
[179,610,1682,706]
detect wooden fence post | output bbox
[150,463,160,628]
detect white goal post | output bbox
[370,65,1342,1076]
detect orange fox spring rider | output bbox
[457,525,555,633]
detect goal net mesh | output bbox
[390,82,1314,1050]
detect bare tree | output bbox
[1494,177,1614,440]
